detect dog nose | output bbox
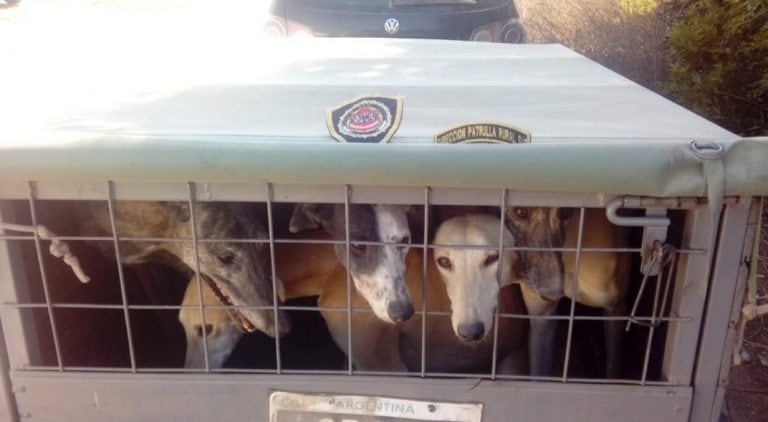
[457,322,485,341]
[387,301,415,322]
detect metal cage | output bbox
[1,40,767,422]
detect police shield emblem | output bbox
[327,95,404,143]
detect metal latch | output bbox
[606,197,670,275]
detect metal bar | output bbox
[662,206,717,384]
[26,182,64,371]
[9,365,682,387]
[562,207,586,381]
[344,185,353,375]
[265,183,282,374]
[690,200,754,422]
[0,302,695,323]
[0,202,42,371]
[640,251,667,384]
[5,178,744,208]
[106,182,137,372]
[490,189,507,379]
[606,197,671,227]
[420,187,430,377]
[0,234,709,255]
[0,318,20,422]
[187,182,211,372]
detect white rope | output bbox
[0,222,91,283]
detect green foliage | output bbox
[664,0,768,136]
[619,0,658,15]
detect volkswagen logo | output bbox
[384,18,400,34]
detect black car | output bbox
[265,0,526,43]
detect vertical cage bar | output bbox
[26,182,64,371]
[344,185,353,375]
[691,201,754,422]
[0,318,19,422]
[490,188,508,379]
[561,207,586,381]
[640,251,673,384]
[420,187,430,377]
[662,206,716,384]
[187,182,211,372]
[265,183,282,374]
[106,181,137,372]
[0,202,42,371]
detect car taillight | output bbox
[264,16,314,38]
[470,19,527,44]
[286,20,314,38]
[264,17,287,38]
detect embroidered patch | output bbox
[434,122,531,144]
[327,95,403,143]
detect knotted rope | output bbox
[0,222,91,283]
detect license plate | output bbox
[269,391,483,422]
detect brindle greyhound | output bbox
[180,203,414,368]
[319,214,528,373]
[80,201,289,338]
[502,207,628,377]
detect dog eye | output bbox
[512,207,530,219]
[436,256,452,270]
[216,251,236,265]
[398,235,410,246]
[351,243,367,253]
[558,208,574,220]
[484,253,500,267]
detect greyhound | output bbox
[179,203,413,368]
[80,201,289,339]
[289,203,414,323]
[515,208,629,377]
[319,214,528,373]
[179,274,242,369]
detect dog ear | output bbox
[289,203,333,233]
[161,202,191,223]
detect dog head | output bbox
[503,207,574,301]
[171,202,289,339]
[290,203,414,323]
[433,214,516,342]
[179,276,243,369]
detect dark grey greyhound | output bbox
[82,201,289,338]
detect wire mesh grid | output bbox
[0,181,708,386]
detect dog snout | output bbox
[387,300,415,322]
[457,322,485,342]
[275,311,292,337]
[538,285,564,302]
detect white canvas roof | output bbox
[5,38,736,145]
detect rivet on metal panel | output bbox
[14,386,25,393]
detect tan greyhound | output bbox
[319,214,528,373]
